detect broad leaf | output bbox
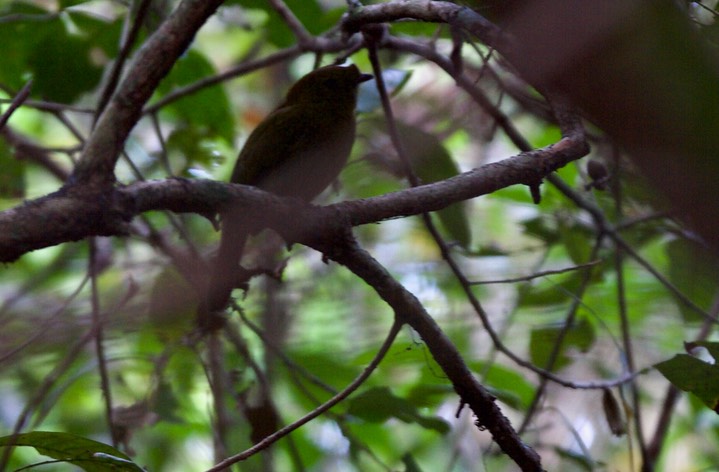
[0,431,144,471]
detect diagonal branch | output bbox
[71,0,225,187]
[305,225,543,471]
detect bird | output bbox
[200,63,372,328]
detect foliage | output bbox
[1,1,718,471]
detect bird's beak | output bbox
[359,73,374,83]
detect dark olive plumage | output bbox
[203,65,371,319]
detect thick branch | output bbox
[0,134,587,262]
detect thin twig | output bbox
[206,332,229,462]
[267,0,313,45]
[0,80,32,131]
[206,320,402,471]
[644,292,719,468]
[95,0,154,123]
[469,260,601,285]
[610,144,647,469]
[89,238,117,447]
[518,238,604,434]
[0,328,98,469]
[143,46,301,114]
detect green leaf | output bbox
[157,50,235,144]
[391,21,445,38]
[0,3,53,91]
[666,238,719,321]
[165,125,226,173]
[347,387,450,434]
[236,0,326,48]
[59,0,93,8]
[66,10,123,58]
[520,267,601,307]
[0,8,122,102]
[529,317,596,371]
[0,7,118,100]
[406,384,454,408]
[558,220,593,265]
[148,267,196,341]
[0,431,144,471]
[471,362,535,411]
[0,139,25,198]
[520,216,559,245]
[26,16,105,103]
[400,125,471,248]
[554,446,595,471]
[656,353,719,412]
[365,120,472,248]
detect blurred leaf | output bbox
[347,387,449,434]
[529,317,595,371]
[0,3,54,91]
[165,125,226,173]
[558,220,593,265]
[471,362,535,411]
[400,124,471,248]
[0,5,118,103]
[554,446,595,471]
[66,10,123,58]
[148,267,196,341]
[59,0,93,8]
[27,20,104,103]
[153,381,182,423]
[0,139,25,198]
[391,21,445,37]
[284,350,361,411]
[365,120,472,247]
[0,431,144,471]
[521,269,587,307]
[666,238,719,322]
[530,125,563,148]
[236,0,326,47]
[520,216,559,245]
[406,383,453,408]
[157,49,235,144]
[656,353,719,412]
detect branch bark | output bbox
[307,227,543,470]
[0,134,587,263]
[71,0,225,187]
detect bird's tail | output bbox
[198,214,249,330]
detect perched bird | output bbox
[202,64,372,326]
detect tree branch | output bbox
[71,0,225,187]
[0,134,586,263]
[306,226,543,470]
